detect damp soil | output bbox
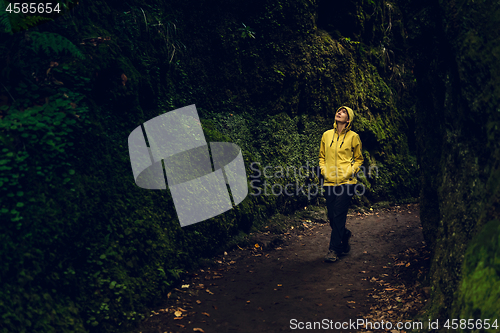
[137,203,429,333]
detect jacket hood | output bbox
[333,106,354,133]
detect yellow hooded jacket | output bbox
[319,106,364,186]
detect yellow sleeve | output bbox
[352,134,364,174]
[319,133,326,176]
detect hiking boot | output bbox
[342,229,352,254]
[324,250,339,262]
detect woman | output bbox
[318,106,364,262]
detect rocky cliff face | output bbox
[401,0,500,324]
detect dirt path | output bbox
[138,203,426,333]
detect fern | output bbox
[5,3,51,33]
[13,15,51,31]
[28,31,85,60]
[0,0,12,34]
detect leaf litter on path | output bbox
[139,203,427,333]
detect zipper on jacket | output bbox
[334,132,338,185]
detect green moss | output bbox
[453,220,500,324]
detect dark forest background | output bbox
[0,0,499,331]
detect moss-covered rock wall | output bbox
[170,0,419,202]
[401,0,500,326]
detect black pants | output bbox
[324,184,354,253]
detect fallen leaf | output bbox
[181,284,190,288]
[206,289,214,295]
[255,244,260,248]
[174,311,182,317]
[277,284,282,287]
[121,73,127,86]
[196,300,202,304]
[347,301,356,303]
[193,328,205,332]
[246,300,251,304]
[202,312,210,317]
